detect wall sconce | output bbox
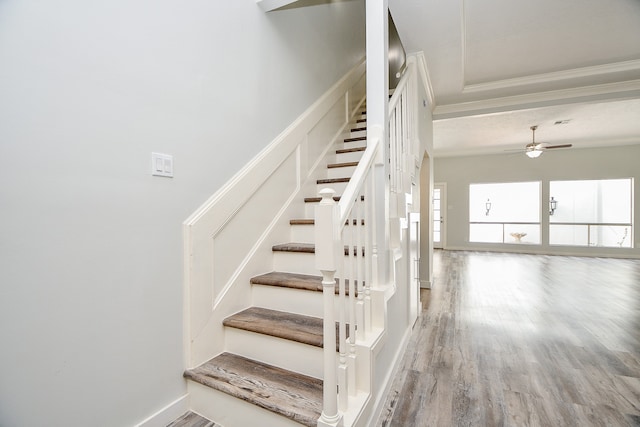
[549,196,557,215]
[485,198,492,216]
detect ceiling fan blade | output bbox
[543,144,573,150]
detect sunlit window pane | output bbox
[549,225,589,246]
[470,182,540,223]
[549,178,633,248]
[469,182,541,244]
[590,225,632,248]
[470,224,503,243]
[550,179,632,224]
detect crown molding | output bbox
[411,52,436,110]
[463,59,640,94]
[433,79,640,119]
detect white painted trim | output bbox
[463,59,640,93]
[256,0,297,12]
[419,279,431,289]
[460,0,468,98]
[363,327,412,427]
[411,52,435,110]
[134,394,188,427]
[434,137,640,158]
[433,79,640,119]
[211,174,300,310]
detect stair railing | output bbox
[388,64,416,217]
[316,62,416,425]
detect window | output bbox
[469,182,541,244]
[433,187,441,244]
[549,179,633,248]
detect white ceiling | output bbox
[389,0,640,157]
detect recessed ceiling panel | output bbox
[464,0,640,85]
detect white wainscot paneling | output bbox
[212,151,299,305]
[306,95,347,174]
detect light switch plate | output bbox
[151,152,173,178]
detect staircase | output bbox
[184,107,368,426]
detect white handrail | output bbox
[316,60,416,423]
[337,137,382,227]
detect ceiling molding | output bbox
[434,137,640,158]
[460,0,468,96]
[412,52,436,110]
[433,79,640,120]
[462,59,640,94]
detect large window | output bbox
[549,179,633,248]
[469,182,541,244]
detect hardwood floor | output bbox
[377,250,640,427]
[166,411,219,427]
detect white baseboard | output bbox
[134,394,188,427]
[363,327,412,427]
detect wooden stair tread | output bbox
[336,146,366,154]
[184,352,322,427]
[289,218,364,225]
[317,177,350,184]
[224,307,325,348]
[357,118,366,123]
[272,242,315,253]
[304,196,340,203]
[290,218,315,225]
[344,136,366,143]
[272,242,364,256]
[251,271,358,295]
[327,161,359,169]
[304,195,364,203]
[350,126,367,132]
[251,271,324,292]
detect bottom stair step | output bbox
[184,352,322,427]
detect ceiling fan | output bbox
[511,125,573,158]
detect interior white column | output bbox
[366,0,390,286]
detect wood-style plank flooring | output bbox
[166,411,219,427]
[377,250,640,427]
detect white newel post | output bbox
[315,188,343,427]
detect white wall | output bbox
[434,144,640,258]
[0,0,365,425]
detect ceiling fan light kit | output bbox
[526,148,543,158]
[520,125,572,158]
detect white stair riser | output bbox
[253,284,324,318]
[273,251,318,276]
[304,202,320,217]
[272,251,365,276]
[188,381,304,427]
[290,224,315,243]
[225,327,324,379]
[348,129,366,138]
[326,165,357,179]
[252,284,358,320]
[336,140,367,151]
[332,150,365,164]
[316,180,349,195]
[290,224,366,244]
